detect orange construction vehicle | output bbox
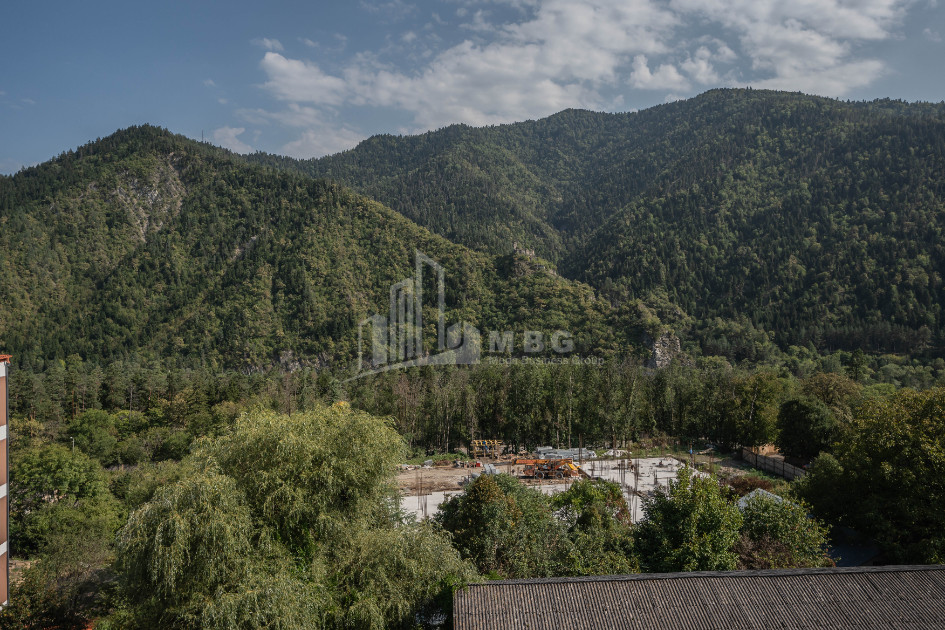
[517,458,580,480]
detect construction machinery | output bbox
[517,458,581,479]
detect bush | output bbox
[727,475,774,497]
[736,493,832,569]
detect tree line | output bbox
[3,357,943,627]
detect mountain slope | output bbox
[573,92,945,353]
[249,89,945,356]
[0,126,647,369]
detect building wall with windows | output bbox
[0,355,10,607]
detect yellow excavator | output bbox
[518,458,581,479]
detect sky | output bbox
[1,0,943,174]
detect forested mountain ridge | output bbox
[0,126,648,369]
[248,89,945,356]
[4,89,945,369]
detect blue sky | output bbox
[2,0,943,174]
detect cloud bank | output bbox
[250,0,913,157]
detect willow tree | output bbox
[113,403,475,629]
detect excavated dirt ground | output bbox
[397,465,484,493]
[397,460,588,493]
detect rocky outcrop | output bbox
[644,331,680,369]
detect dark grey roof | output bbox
[454,565,945,630]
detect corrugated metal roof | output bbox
[454,565,945,630]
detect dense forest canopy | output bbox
[3,90,944,369]
[251,88,945,358]
[0,126,649,370]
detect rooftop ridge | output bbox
[469,564,945,587]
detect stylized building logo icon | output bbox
[352,251,480,379]
[349,251,580,380]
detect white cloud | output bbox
[705,39,738,63]
[203,78,216,87]
[251,37,285,52]
[359,0,417,20]
[213,127,254,153]
[670,0,906,41]
[925,28,942,41]
[752,59,885,95]
[260,52,349,106]
[259,0,681,130]
[680,47,721,85]
[300,37,318,48]
[282,127,367,159]
[236,104,366,158]
[629,55,690,90]
[250,0,915,152]
[460,9,495,32]
[669,0,909,96]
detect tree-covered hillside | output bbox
[574,92,945,354]
[4,89,945,368]
[0,126,647,369]
[249,89,945,357]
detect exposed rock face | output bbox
[645,331,680,369]
[109,159,185,242]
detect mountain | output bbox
[0,126,647,369]
[4,89,944,369]
[248,89,945,356]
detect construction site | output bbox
[398,440,702,521]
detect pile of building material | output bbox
[535,446,597,460]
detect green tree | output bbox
[437,473,573,579]
[66,409,118,464]
[847,349,868,382]
[634,468,743,572]
[775,397,838,461]
[116,469,322,629]
[10,444,112,555]
[735,371,785,448]
[113,403,475,629]
[197,402,405,556]
[735,493,833,569]
[795,387,945,563]
[332,523,476,629]
[551,479,637,575]
[792,452,848,523]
